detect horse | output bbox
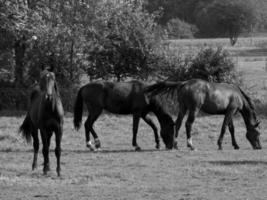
[145,79,262,150]
[73,80,175,151]
[19,69,64,176]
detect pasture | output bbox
[1,114,267,200]
[1,37,267,199]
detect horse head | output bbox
[160,115,175,149]
[246,122,261,149]
[40,69,57,101]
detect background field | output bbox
[1,37,267,200]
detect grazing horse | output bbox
[19,69,64,176]
[145,79,262,150]
[73,80,174,151]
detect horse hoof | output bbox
[156,144,160,149]
[135,146,141,151]
[32,164,37,171]
[234,146,240,150]
[218,146,223,150]
[57,168,61,177]
[86,144,95,151]
[188,146,195,151]
[43,170,48,176]
[95,139,101,149]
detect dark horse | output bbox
[19,69,64,176]
[145,79,261,150]
[73,80,174,151]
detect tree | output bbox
[196,0,258,45]
[86,1,162,81]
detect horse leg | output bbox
[185,110,198,150]
[46,131,53,171]
[174,107,186,149]
[228,119,239,150]
[40,130,49,175]
[86,107,102,150]
[84,116,94,151]
[31,129,39,171]
[132,114,141,151]
[142,114,159,149]
[217,110,234,150]
[55,124,63,177]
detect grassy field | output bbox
[1,37,267,199]
[1,114,267,200]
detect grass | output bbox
[1,115,267,200]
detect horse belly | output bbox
[104,101,133,114]
[202,99,228,114]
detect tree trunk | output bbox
[14,36,26,86]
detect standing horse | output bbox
[145,79,262,150]
[19,69,64,176]
[73,80,174,151]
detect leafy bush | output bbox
[188,47,239,83]
[164,47,240,84]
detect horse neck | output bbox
[240,101,256,129]
[150,98,171,127]
[41,88,59,112]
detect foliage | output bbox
[145,0,265,39]
[86,1,162,81]
[196,0,257,45]
[158,47,239,85]
[166,18,198,39]
[188,47,239,83]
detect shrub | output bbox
[187,47,239,83]
[165,47,240,84]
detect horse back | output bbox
[81,81,149,114]
[181,79,244,114]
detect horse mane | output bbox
[237,86,255,110]
[144,81,186,99]
[237,86,258,122]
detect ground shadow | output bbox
[208,160,267,166]
[0,148,169,154]
[64,148,168,154]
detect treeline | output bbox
[0,0,250,111]
[145,0,267,42]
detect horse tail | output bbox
[144,81,186,98]
[73,86,84,130]
[19,113,32,144]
